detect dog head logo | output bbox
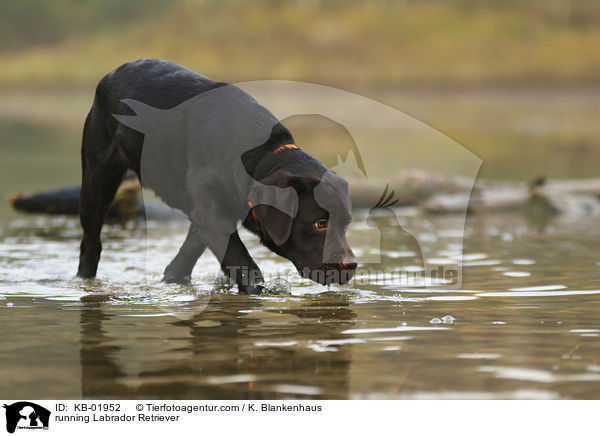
[113,80,480,291]
[3,402,50,434]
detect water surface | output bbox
[1,211,599,399]
[1,86,599,399]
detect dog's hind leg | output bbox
[162,223,207,283]
[77,108,128,278]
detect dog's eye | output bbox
[314,219,329,231]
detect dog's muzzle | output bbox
[300,254,358,285]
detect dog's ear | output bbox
[248,171,317,246]
[251,204,293,246]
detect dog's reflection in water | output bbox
[79,292,356,399]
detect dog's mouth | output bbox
[297,264,356,285]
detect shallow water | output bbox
[1,86,599,399]
[1,210,599,399]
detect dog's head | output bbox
[248,168,357,285]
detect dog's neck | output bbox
[241,122,329,184]
[242,123,298,180]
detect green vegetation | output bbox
[1,0,600,86]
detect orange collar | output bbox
[248,201,260,226]
[273,144,299,154]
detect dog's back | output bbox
[90,58,281,213]
[98,58,225,112]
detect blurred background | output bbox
[1,0,599,216]
[2,1,600,401]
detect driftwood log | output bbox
[8,178,141,219]
[423,176,600,215]
[7,176,183,221]
[8,171,600,219]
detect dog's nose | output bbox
[341,255,357,270]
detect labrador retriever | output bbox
[77,58,356,294]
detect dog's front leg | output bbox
[221,230,264,294]
[188,207,264,294]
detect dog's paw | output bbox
[238,284,264,295]
[162,274,192,285]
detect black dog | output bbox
[77,58,356,294]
